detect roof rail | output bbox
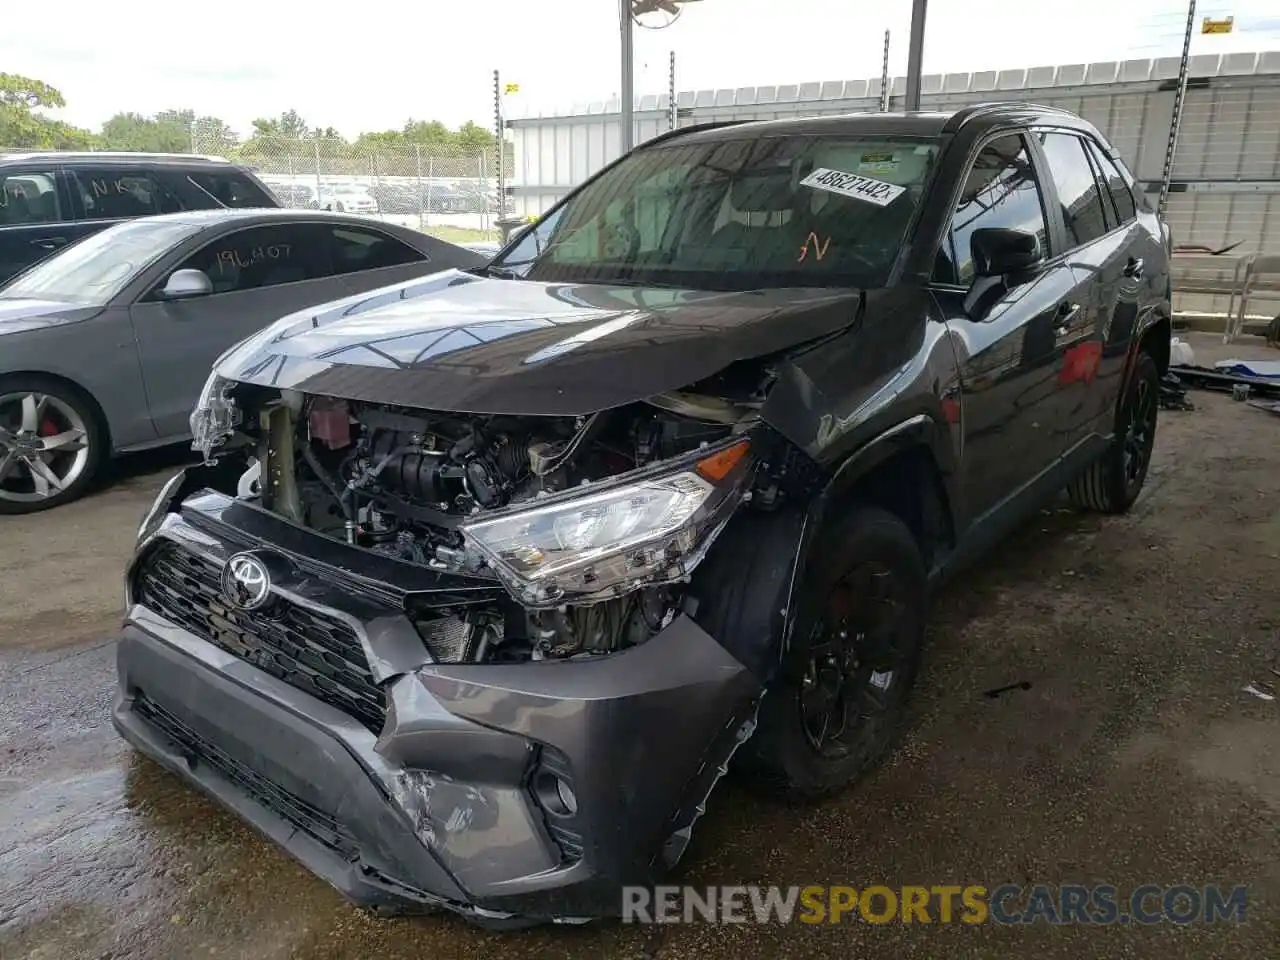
[1,151,230,163]
[941,101,1075,133]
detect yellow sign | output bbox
[1201,16,1233,34]
[503,82,521,95]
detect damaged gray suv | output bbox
[115,103,1172,926]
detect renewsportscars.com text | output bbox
[621,884,1248,925]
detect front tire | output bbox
[0,374,105,514]
[1067,351,1159,514]
[746,507,927,800]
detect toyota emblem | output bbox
[221,552,272,611]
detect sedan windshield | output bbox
[495,134,939,290]
[0,219,201,305]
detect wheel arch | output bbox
[1141,314,1172,376]
[821,416,957,565]
[687,418,956,686]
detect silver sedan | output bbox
[0,208,485,513]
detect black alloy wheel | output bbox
[1067,350,1160,514]
[798,560,911,758]
[747,507,927,799]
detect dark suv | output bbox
[115,103,1171,927]
[0,152,278,283]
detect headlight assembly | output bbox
[189,371,241,463]
[461,439,753,606]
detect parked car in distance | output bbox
[0,209,485,512]
[262,180,321,209]
[116,103,1171,927]
[368,181,419,215]
[318,184,378,214]
[0,152,279,284]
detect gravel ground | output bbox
[1,332,1277,960]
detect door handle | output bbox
[30,237,68,251]
[1123,257,1144,279]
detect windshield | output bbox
[494,134,939,290]
[1,218,201,304]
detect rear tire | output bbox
[1067,351,1159,514]
[745,507,926,800]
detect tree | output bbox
[0,73,97,149]
[454,120,497,152]
[249,109,316,140]
[100,111,189,152]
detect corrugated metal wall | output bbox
[508,50,1280,315]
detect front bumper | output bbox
[115,474,761,923]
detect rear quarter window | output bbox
[167,169,278,209]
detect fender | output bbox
[688,415,953,685]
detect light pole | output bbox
[620,0,636,151]
[904,0,928,111]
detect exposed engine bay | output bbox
[214,366,797,667]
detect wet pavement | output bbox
[1,333,1277,959]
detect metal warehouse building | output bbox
[508,50,1280,318]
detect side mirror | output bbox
[971,227,1043,277]
[158,268,213,300]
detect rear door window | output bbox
[330,224,428,275]
[0,169,66,226]
[68,169,160,220]
[1035,132,1110,248]
[1083,140,1137,226]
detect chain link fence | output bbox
[191,132,515,243]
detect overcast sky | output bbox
[4,0,1278,139]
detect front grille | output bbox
[134,691,359,858]
[135,542,386,733]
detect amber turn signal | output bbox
[695,440,750,482]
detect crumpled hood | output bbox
[0,298,102,336]
[214,269,863,416]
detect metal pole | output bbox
[415,144,425,231]
[312,138,323,209]
[479,153,490,235]
[1159,0,1196,217]
[493,70,506,219]
[620,0,635,152]
[879,30,892,112]
[668,50,678,130]
[428,154,435,228]
[904,0,928,111]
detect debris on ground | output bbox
[1242,683,1276,702]
[1215,359,1280,379]
[1171,336,1196,367]
[1160,372,1195,410]
[1168,364,1280,400]
[1247,399,1280,417]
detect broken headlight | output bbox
[189,371,241,463]
[461,440,752,606]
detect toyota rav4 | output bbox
[114,102,1172,927]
